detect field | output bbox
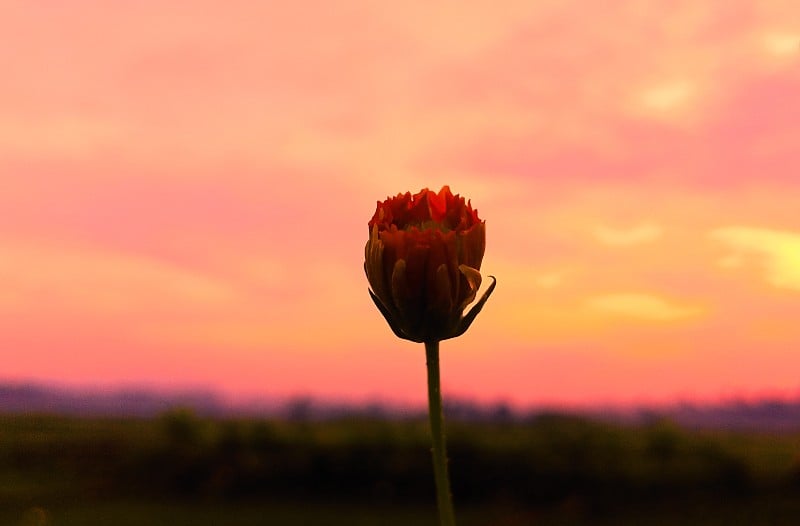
[2,411,800,525]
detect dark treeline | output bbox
[4,382,800,433]
[4,410,800,516]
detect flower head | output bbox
[365,186,495,343]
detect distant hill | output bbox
[0,383,226,418]
[655,399,800,432]
[2,382,800,431]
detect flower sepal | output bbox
[369,275,496,343]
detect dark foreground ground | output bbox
[2,411,800,525]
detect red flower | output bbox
[365,186,495,343]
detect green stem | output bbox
[425,340,456,526]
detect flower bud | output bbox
[365,186,495,343]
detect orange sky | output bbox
[2,1,799,407]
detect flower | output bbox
[365,186,495,343]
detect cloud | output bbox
[592,222,663,246]
[0,117,123,158]
[0,241,238,314]
[585,293,701,321]
[716,253,744,269]
[710,226,800,291]
[637,80,695,113]
[761,31,799,57]
[535,271,566,289]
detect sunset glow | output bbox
[2,1,800,407]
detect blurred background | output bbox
[2,1,799,524]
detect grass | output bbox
[6,497,800,526]
[2,412,800,524]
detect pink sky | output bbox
[2,1,799,407]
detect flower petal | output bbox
[449,275,496,340]
[364,225,389,306]
[368,288,412,341]
[459,222,486,271]
[390,258,411,322]
[433,263,454,315]
[458,264,483,309]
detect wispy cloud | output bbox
[584,293,702,321]
[0,241,238,314]
[710,226,800,291]
[534,270,567,289]
[760,31,799,57]
[636,80,695,114]
[592,223,663,247]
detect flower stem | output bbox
[425,340,456,526]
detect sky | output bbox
[1,1,799,408]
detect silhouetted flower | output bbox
[365,186,495,343]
